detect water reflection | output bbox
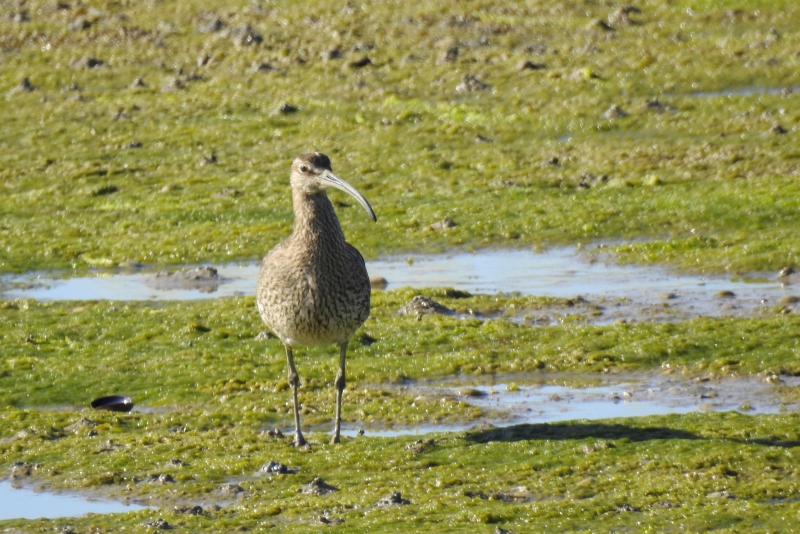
[0,480,148,521]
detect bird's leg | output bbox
[331,342,348,444]
[284,344,306,447]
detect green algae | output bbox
[2,408,800,532]
[2,292,800,413]
[1,0,799,274]
[2,0,800,531]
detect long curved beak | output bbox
[320,170,377,222]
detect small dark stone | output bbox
[404,439,435,453]
[706,490,736,500]
[174,504,204,515]
[127,141,143,149]
[376,491,411,507]
[265,427,284,438]
[252,61,274,72]
[9,461,38,479]
[166,458,188,467]
[12,10,30,23]
[603,105,629,119]
[278,102,298,114]
[430,218,457,230]
[68,17,91,31]
[319,514,344,525]
[324,48,342,60]
[475,135,493,143]
[258,461,298,475]
[443,46,459,62]
[198,154,217,166]
[212,187,241,198]
[578,173,609,189]
[301,477,338,495]
[217,483,245,496]
[149,473,175,484]
[651,500,679,509]
[397,295,455,317]
[129,77,147,89]
[609,6,641,25]
[229,25,262,46]
[617,503,641,512]
[198,17,225,33]
[455,74,490,92]
[140,518,173,529]
[65,418,97,432]
[771,124,788,135]
[10,77,36,93]
[589,19,615,31]
[91,185,119,197]
[72,57,104,69]
[349,56,372,68]
[516,60,546,71]
[359,333,377,346]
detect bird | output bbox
[256,152,376,446]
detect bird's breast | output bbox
[257,243,370,346]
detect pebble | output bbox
[71,57,104,69]
[301,477,338,495]
[376,491,411,507]
[217,483,246,496]
[603,105,629,119]
[10,77,36,93]
[404,438,435,453]
[257,461,298,475]
[148,473,175,485]
[228,25,262,46]
[174,505,203,515]
[455,74,490,92]
[140,518,173,529]
[516,60,546,71]
[706,490,735,500]
[397,295,455,317]
[349,56,372,68]
[430,218,457,230]
[609,6,641,25]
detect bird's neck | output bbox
[291,189,346,245]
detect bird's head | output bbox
[290,152,377,222]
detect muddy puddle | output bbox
[2,248,796,325]
[0,479,149,521]
[340,374,800,438]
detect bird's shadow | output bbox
[465,422,800,448]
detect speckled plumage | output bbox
[256,152,375,446]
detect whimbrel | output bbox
[257,152,376,446]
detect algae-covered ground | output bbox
[1,0,799,274]
[2,293,800,532]
[2,0,800,532]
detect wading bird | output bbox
[256,152,376,446]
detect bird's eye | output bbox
[299,165,308,173]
